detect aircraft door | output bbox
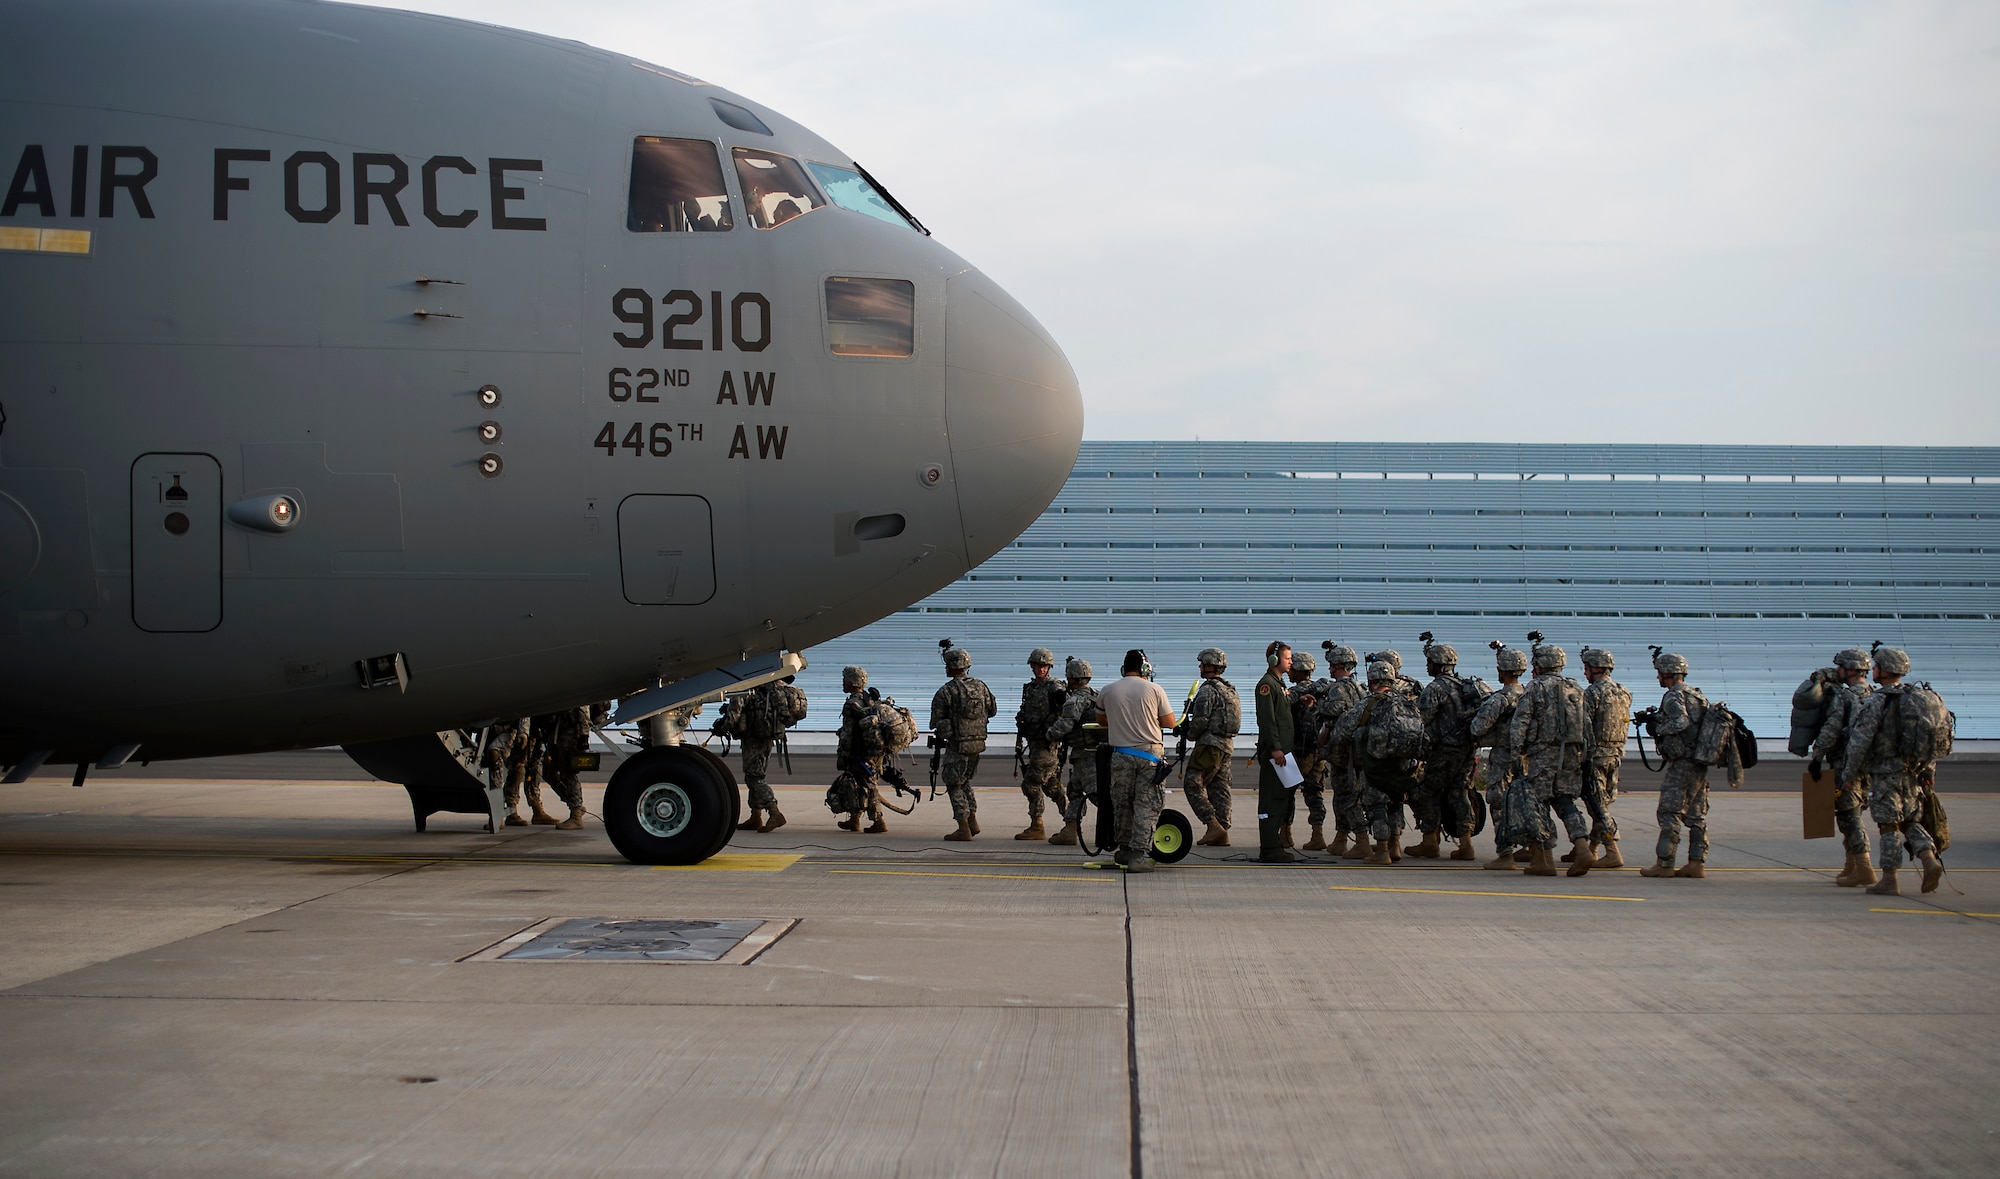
[130,454,223,632]
[617,494,716,605]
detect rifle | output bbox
[777,730,791,775]
[927,733,943,799]
[1152,679,1201,785]
[1013,731,1026,780]
[1632,708,1660,771]
[863,761,921,815]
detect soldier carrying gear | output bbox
[1508,634,1592,877]
[1416,632,1487,861]
[1474,642,1531,869]
[1638,648,1712,880]
[1327,659,1428,865]
[1841,645,1947,897]
[1810,647,1878,886]
[1183,649,1241,847]
[931,641,997,841]
[1286,649,1336,851]
[1013,647,1070,840]
[1365,649,1424,700]
[1046,657,1103,846]
[834,666,888,833]
[728,677,809,835]
[537,706,592,830]
[1578,646,1631,869]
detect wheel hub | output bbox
[636,781,693,838]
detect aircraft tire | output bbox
[603,746,733,865]
[680,743,741,859]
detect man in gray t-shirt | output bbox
[1093,650,1177,870]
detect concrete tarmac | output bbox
[2,776,1997,1176]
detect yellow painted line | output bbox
[1329,884,1645,903]
[651,853,803,872]
[1869,908,2000,918]
[827,869,1109,883]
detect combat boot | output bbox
[1594,838,1624,869]
[1210,826,1230,848]
[759,807,787,834]
[836,815,859,832]
[1407,831,1441,858]
[968,814,981,836]
[1566,838,1596,877]
[1513,847,1533,863]
[1196,820,1224,846]
[1524,846,1559,877]
[865,818,889,834]
[1866,867,1900,895]
[944,818,973,841]
[738,808,764,832]
[1388,837,1403,863]
[1343,834,1372,861]
[1919,849,1944,894]
[1363,840,1392,866]
[504,810,528,827]
[1259,848,1298,864]
[1328,830,1353,857]
[1048,822,1079,846]
[555,805,585,831]
[1674,859,1705,878]
[1834,851,1863,886]
[1014,821,1045,841]
[1281,824,1295,849]
[1126,856,1158,873]
[530,809,559,826]
[1638,857,1677,878]
[1450,836,1478,861]
[1483,848,1517,871]
[1303,823,1327,852]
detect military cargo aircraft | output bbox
[0,0,1083,863]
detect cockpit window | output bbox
[805,163,917,231]
[628,137,733,232]
[825,277,915,357]
[731,148,825,230]
[709,98,773,136]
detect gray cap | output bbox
[1367,649,1404,671]
[1580,646,1615,670]
[1873,646,1910,675]
[1493,645,1529,673]
[1366,660,1395,684]
[943,647,971,671]
[1323,644,1359,667]
[1027,647,1054,667]
[1652,651,1690,675]
[1532,644,1567,671]
[842,665,868,688]
[1064,656,1092,681]
[1197,647,1228,669]
[1424,643,1459,668]
[1292,651,1317,674]
[1833,647,1872,671]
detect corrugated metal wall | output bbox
[791,442,1999,738]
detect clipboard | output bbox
[1801,770,1836,839]
[1273,756,1304,790]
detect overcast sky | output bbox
[401,0,1998,446]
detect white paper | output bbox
[1272,756,1304,789]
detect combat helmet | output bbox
[1490,641,1528,674]
[1833,647,1872,671]
[1420,631,1458,670]
[1292,650,1317,675]
[1649,646,1689,676]
[943,647,972,672]
[1064,656,1093,682]
[1198,647,1228,670]
[1869,641,1910,676]
[841,665,868,690]
[1027,647,1054,668]
[1367,649,1404,672]
[1366,660,1395,684]
[1580,646,1615,670]
[1321,641,1359,669]
[1527,631,1565,672]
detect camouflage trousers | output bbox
[1019,741,1067,820]
[1181,744,1233,829]
[1062,747,1100,828]
[1655,758,1709,862]
[1835,771,1870,856]
[1110,751,1166,860]
[1517,743,1589,848]
[740,738,776,811]
[1485,752,1518,853]
[1581,748,1622,842]
[839,756,885,822]
[1329,761,1367,834]
[1867,768,1935,869]
[1418,746,1477,837]
[497,740,546,811]
[941,748,982,822]
[1293,751,1329,826]
[1362,771,1414,843]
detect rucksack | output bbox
[868,696,918,757]
[824,771,868,814]
[1429,674,1492,745]
[1588,681,1632,747]
[1895,683,1955,768]
[1357,692,1428,770]
[711,696,748,740]
[1788,668,1838,757]
[1692,701,1757,779]
[769,681,810,729]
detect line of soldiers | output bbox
[480,702,609,829]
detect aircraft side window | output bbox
[805,162,921,232]
[628,137,733,232]
[825,277,915,357]
[731,148,825,230]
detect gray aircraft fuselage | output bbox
[0,0,1082,767]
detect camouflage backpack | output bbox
[1431,673,1493,745]
[1693,701,1758,772]
[769,681,810,729]
[1894,683,1954,769]
[1588,680,1632,748]
[1356,691,1428,771]
[864,695,919,758]
[1788,668,1839,757]
[824,772,868,815]
[711,696,748,740]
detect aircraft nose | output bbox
[944,269,1083,567]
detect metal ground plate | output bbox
[461,917,796,964]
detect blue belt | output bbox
[1111,746,1162,763]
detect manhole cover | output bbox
[461,917,796,964]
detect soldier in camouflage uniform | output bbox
[931,645,997,841]
[1507,641,1592,877]
[484,718,534,826]
[1364,648,1425,835]
[1181,648,1241,847]
[1638,651,1710,879]
[1013,648,1070,840]
[537,705,594,830]
[1312,644,1370,857]
[1579,647,1631,869]
[729,678,804,835]
[1326,660,1422,865]
[1286,650,1334,850]
[1045,657,1103,846]
[1473,643,1529,869]
[1811,647,1877,887]
[1841,647,1945,896]
[834,666,886,833]
[1416,640,1483,861]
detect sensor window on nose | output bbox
[824,277,914,357]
